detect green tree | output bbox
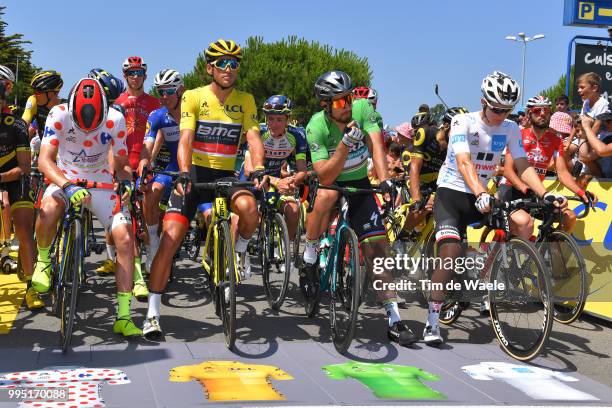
[0,6,40,106]
[540,66,576,110]
[181,36,372,125]
[430,103,445,124]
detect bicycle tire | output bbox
[60,217,83,353]
[539,230,587,324]
[50,230,65,317]
[292,203,304,269]
[262,213,291,310]
[217,221,236,349]
[489,237,553,361]
[331,226,361,354]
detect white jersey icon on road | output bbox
[462,361,598,401]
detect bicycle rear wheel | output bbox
[262,213,291,310]
[539,231,587,324]
[489,237,553,361]
[217,221,236,349]
[60,218,83,353]
[331,226,361,354]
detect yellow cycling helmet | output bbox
[205,39,242,63]
[30,70,63,92]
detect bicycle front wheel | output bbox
[489,237,553,361]
[60,217,84,353]
[262,213,291,310]
[217,221,236,349]
[539,231,587,324]
[292,202,304,269]
[331,226,361,354]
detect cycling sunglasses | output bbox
[485,101,512,115]
[331,93,354,109]
[211,58,240,70]
[158,87,178,96]
[263,102,291,112]
[126,69,145,77]
[529,107,551,116]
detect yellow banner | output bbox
[468,179,612,320]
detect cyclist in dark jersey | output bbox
[22,70,64,138]
[0,66,40,309]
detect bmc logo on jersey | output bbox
[491,135,506,151]
[101,132,112,145]
[196,122,242,141]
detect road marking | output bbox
[0,273,25,334]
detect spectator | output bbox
[394,122,413,169]
[555,94,570,113]
[387,142,405,177]
[578,72,609,119]
[550,111,576,165]
[517,106,530,129]
[581,113,612,178]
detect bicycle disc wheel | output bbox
[60,218,83,353]
[262,213,291,310]
[489,237,553,361]
[539,231,587,324]
[331,226,361,354]
[217,221,236,349]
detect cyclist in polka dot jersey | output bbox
[31,78,142,337]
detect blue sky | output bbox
[2,0,608,126]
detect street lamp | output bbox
[505,32,545,106]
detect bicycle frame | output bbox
[319,198,353,293]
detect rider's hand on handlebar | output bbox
[475,192,492,214]
[249,167,267,189]
[579,190,598,206]
[276,177,296,195]
[542,192,568,209]
[175,172,191,196]
[380,178,395,203]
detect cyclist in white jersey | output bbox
[425,71,566,346]
[31,78,141,337]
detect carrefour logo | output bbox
[101,132,112,145]
[573,201,612,250]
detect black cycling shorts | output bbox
[0,180,33,211]
[164,167,250,226]
[433,187,484,245]
[336,177,386,243]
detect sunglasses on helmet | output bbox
[485,101,512,115]
[126,69,145,77]
[158,87,178,96]
[211,58,240,70]
[331,94,354,110]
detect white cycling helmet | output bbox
[481,71,520,108]
[368,88,378,104]
[0,65,15,83]
[154,69,183,89]
[526,95,551,109]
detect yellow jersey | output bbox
[169,360,293,401]
[180,85,259,171]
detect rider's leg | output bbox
[0,191,10,242]
[282,199,300,240]
[303,188,338,265]
[508,209,534,240]
[561,208,576,233]
[31,188,65,293]
[144,181,165,267]
[12,206,35,278]
[230,190,258,253]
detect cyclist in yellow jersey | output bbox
[143,39,266,338]
[22,70,63,138]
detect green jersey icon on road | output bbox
[322,362,447,400]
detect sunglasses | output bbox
[158,87,178,96]
[529,107,551,116]
[126,69,145,77]
[485,101,512,115]
[211,59,240,70]
[263,102,290,112]
[331,94,354,109]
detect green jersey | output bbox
[306,98,380,182]
[373,110,383,130]
[323,362,446,400]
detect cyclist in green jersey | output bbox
[303,71,417,346]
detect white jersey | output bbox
[0,366,130,407]
[41,104,127,183]
[462,362,598,401]
[580,95,609,119]
[437,112,525,194]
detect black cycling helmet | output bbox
[314,70,353,101]
[442,107,469,124]
[411,112,431,128]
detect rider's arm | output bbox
[292,127,309,186]
[555,144,587,194]
[177,90,198,174]
[456,153,486,196]
[513,158,546,197]
[449,114,486,196]
[361,102,389,182]
[0,119,31,182]
[38,143,69,188]
[502,150,529,193]
[408,127,427,201]
[582,116,612,158]
[111,116,132,181]
[21,95,36,126]
[245,128,264,168]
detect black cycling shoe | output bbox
[388,321,418,346]
[299,262,319,299]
